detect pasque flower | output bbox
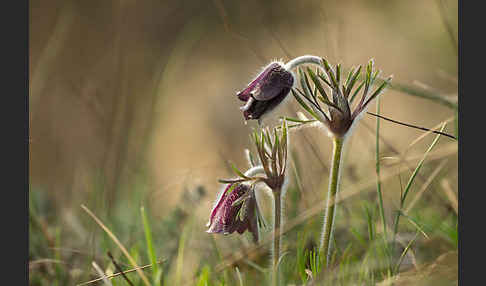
[206,183,261,242]
[237,62,294,121]
[287,57,392,269]
[207,121,289,285]
[232,55,394,275]
[291,58,392,138]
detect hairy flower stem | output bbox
[244,166,284,285]
[319,136,345,268]
[272,188,282,286]
[244,166,265,177]
[284,55,323,71]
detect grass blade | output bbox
[365,206,374,242]
[235,267,244,286]
[141,206,161,284]
[77,262,164,286]
[107,251,135,286]
[401,123,446,206]
[175,224,190,286]
[389,82,457,109]
[196,265,211,286]
[375,95,386,236]
[392,123,446,257]
[80,205,151,286]
[393,231,419,274]
[399,211,430,239]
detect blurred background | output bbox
[29,0,458,285]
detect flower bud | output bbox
[206,183,259,242]
[237,62,294,120]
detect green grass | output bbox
[29,164,458,286]
[29,131,457,286]
[141,206,162,285]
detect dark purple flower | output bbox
[237,62,294,121]
[206,183,260,242]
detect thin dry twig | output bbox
[91,261,113,286]
[77,261,164,286]
[107,251,134,286]
[366,112,456,140]
[80,204,151,286]
[30,215,56,248]
[407,117,456,149]
[440,179,458,214]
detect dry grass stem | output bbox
[91,261,113,286]
[80,204,151,286]
[440,179,458,214]
[77,261,164,286]
[405,159,449,213]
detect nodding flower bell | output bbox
[207,121,289,245]
[206,183,261,242]
[237,62,294,121]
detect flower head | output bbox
[291,58,392,138]
[251,122,289,191]
[237,62,294,121]
[206,183,261,242]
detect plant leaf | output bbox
[346,65,362,98]
[362,76,392,108]
[307,67,331,103]
[349,81,365,105]
[291,88,320,120]
[230,162,250,179]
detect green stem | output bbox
[320,136,345,268]
[272,188,282,286]
[375,96,387,239]
[375,96,393,274]
[391,210,400,271]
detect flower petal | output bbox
[236,62,293,102]
[236,63,280,101]
[207,184,233,228]
[243,87,291,120]
[206,183,259,242]
[253,65,293,101]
